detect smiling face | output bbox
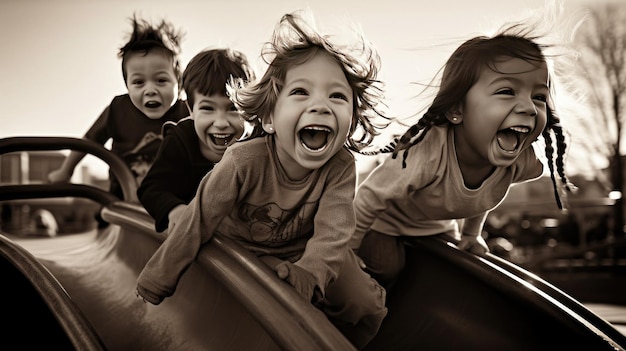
[263,51,353,180]
[191,92,244,163]
[125,48,179,120]
[451,57,549,171]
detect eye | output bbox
[132,79,145,85]
[289,88,307,96]
[495,88,514,96]
[229,104,238,112]
[330,92,348,101]
[158,78,170,83]
[533,94,547,103]
[200,105,215,111]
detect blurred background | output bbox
[1,0,625,328]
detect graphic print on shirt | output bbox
[122,131,163,184]
[238,201,316,244]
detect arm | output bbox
[350,155,407,249]
[295,159,356,295]
[48,104,113,183]
[137,132,194,232]
[136,153,241,304]
[457,212,489,255]
[48,150,88,183]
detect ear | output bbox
[446,106,463,124]
[262,114,275,134]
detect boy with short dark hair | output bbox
[138,48,255,233]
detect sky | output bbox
[0,0,604,177]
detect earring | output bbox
[452,117,458,121]
[267,126,274,132]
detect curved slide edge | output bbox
[0,234,106,350]
[365,235,626,351]
[102,201,356,351]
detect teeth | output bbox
[305,126,331,132]
[300,126,331,152]
[211,134,232,146]
[509,126,530,133]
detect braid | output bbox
[392,112,442,168]
[552,122,574,193]
[542,128,563,209]
[543,107,574,210]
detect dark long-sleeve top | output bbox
[138,117,216,232]
[137,135,357,298]
[85,94,188,199]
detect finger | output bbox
[276,263,290,279]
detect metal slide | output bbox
[1,137,626,350]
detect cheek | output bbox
[533,114,548,137]
[127,87,141,100]
[194,119,208,136]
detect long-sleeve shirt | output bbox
[138,135,357,298]
[350,125,543,248]
[137,117,216,232]
[85,94,188,198]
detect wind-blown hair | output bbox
[227,11,390,152]
[119,14,184,90]
[374,23,574,209]
[182,48,255,109]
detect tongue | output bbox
[497,130,518,151]
[212,135,232,146]
[301,130,327,150]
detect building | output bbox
[0,151,106,235]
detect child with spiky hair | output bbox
[137,11,389,349]
[138,48,256,233]
[48,14,188,206]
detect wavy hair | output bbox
[369,23,574,209]
[227,11,391,152]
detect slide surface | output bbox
[2,136,626,350]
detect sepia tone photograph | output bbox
[1,0,625,349]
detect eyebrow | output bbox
[490,76,549,91]
[286,77,351,91]
[197,97,232,105]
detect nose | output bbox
[515,97,537,116]
[308,97,332,115]
[213,112,231,128]
[144,82,157,96]
[515,98,537,116]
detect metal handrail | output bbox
[0,136,137,202]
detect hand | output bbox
[167,204,187,230]
[136,284,165,305]
[274,261,318,303]
[352,248,367,270]
[457,234,489,255]
[47,168,72,183]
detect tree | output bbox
[575,3,626,239]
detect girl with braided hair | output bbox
[350,22,574,289]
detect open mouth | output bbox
[496,126,530,153]
[145,101,162,109]
[210,133,235,146]
[299,126,331,152]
